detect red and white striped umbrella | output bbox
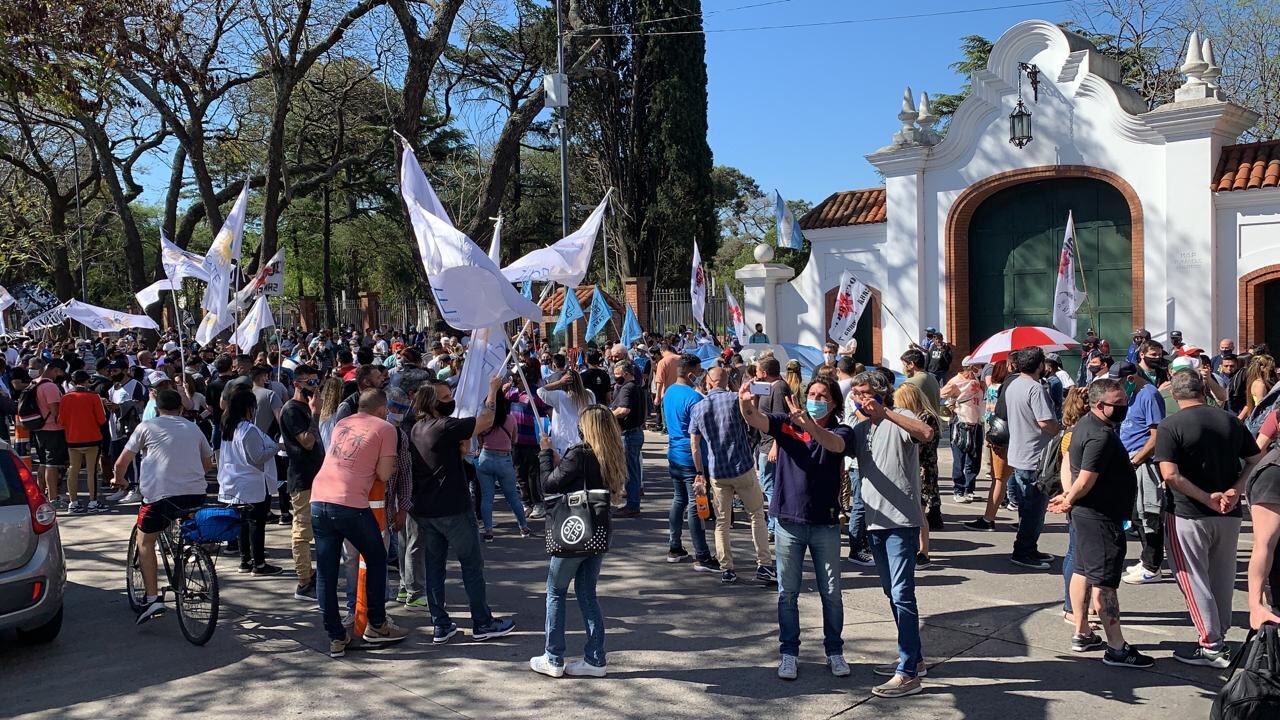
[966,326,1080,365]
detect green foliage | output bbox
[707,164,809,299]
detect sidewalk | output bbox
[0,430,1229,719]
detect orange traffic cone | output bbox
[353,478,387,638]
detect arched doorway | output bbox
[1238,266,1280,351]
[824,285,882,365]
[946,166,1144,364]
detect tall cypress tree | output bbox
[567,0,716,285]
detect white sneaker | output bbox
[565,659,607,677]
[106,489,128,502]
[778,654,798,680]
[530,655,565,678]
[1122,568,1163,585]
[827,654,851,677]
[121,490,144,503]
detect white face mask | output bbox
[387,412,404,425]
[823,353,836,363]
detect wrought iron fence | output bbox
[648,284,729,339]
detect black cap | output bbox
[1170,330,1183,341]
[1133,328,1150,339]
[1109,360,1138,378]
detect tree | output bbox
[569,0,717,286]
[707,165,809,299]
[931,35,994,130]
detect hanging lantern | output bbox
[1009,98,1032,148]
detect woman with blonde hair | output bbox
[784,360,804,398]
[530,404,626,679]
[315,376,345,447]
[893,382,940,565]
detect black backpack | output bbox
[1212,623,1280,720]
[17,379,52,431]
[1035,428,1068,496]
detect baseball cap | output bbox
[1170,330,1183,342]
[1170,356,1198,372]
[145,369,169,386]
[106,359,129,370]
[163,341,178,352]
[1132,328,1150,339]
[925,326,939,335]
[1109,360,1139,378]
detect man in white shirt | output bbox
[113,388,214,624]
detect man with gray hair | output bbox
[1155,369,1262,668]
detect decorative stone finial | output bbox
[1174,30,1220,101]
[893,86,921,146]
[753,243,774,263]
[1201,37,1222,91]
[1180,30,1206,79]
[916,91,940,146]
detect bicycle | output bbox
[125,508,221,645]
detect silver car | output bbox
[0,439,65,643]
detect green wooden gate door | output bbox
[967,178,1133,367]
[1263,281,1280,355]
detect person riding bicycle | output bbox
[112,388,214,624]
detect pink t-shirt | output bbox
[35,379,64,431]
[310,413,397,509]
[479,415,517,452]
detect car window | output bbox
[0,452,22,506]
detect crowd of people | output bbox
[2,320,1279,699]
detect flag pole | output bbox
[1072,239,1098,336]
[844,269,916,344]
[169,280,187,372]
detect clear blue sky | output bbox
[704,0,1072,204]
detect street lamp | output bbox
[1008,62,1039,150]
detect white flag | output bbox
[399,141,542,330]
[161,232,209,282]
[136,277,181,308]
[201,181,250,319]
[724,285,748,341]
[23,302,69,333]
[230,295,274,351]
[828,270,872,344]
[454,217,511,419]
[62,299,159,333]
[1052,211,1081,338]
[195,311,234,347]
[501,191,611,287]
[690,240,708,331]
[0,284,13,336]
[235,248,285,308]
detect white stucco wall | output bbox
[1215,188,1280,340]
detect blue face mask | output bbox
[806,399,829,418]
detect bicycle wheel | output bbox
[125,525,147,612]
[175,545,219,646]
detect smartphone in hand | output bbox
[749,381,772,396]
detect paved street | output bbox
[1,431,1240,719]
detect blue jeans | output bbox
[756,451,776,533]
[476,450,529,531]
[1010,468,1049,559]
[668,462,711,560]
[544,554,606,667]
[622,428,643,511]
[417,511,496,631]
[775,521,843,657]
[868,527,922,678]
[1062,517,1077,613]
[312,502,387,641]
[847,465,866,551]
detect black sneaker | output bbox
[1010,555,1050,570]
[278,513,292,526]
[136,598,166,625]
[721,569,738,584]
[1034,551,1055,564]
[963,518,996,531]
[666,548,690,563]
[692,557,721,573]
[252,563,284,576]
[848,548,875,567]
[915,553,932,568]
[1102,643,1154,668]
[1071,632,1105,653]
[294,579,317,601]
[756,565,778,583]
[238,562,254,574]
[433,622,459,644]
[266,512,280,524]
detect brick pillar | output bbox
[299,297,319,332]
[623,276,650,330]
[358,292,380,331]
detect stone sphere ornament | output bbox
[753,243,775,263]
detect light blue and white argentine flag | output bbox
[775,190,805,250]
[553,287,585,336]
[584,287,611,340]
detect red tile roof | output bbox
[538,285,623,317]
[799,188,887,230]
[1213,140,1280,192]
